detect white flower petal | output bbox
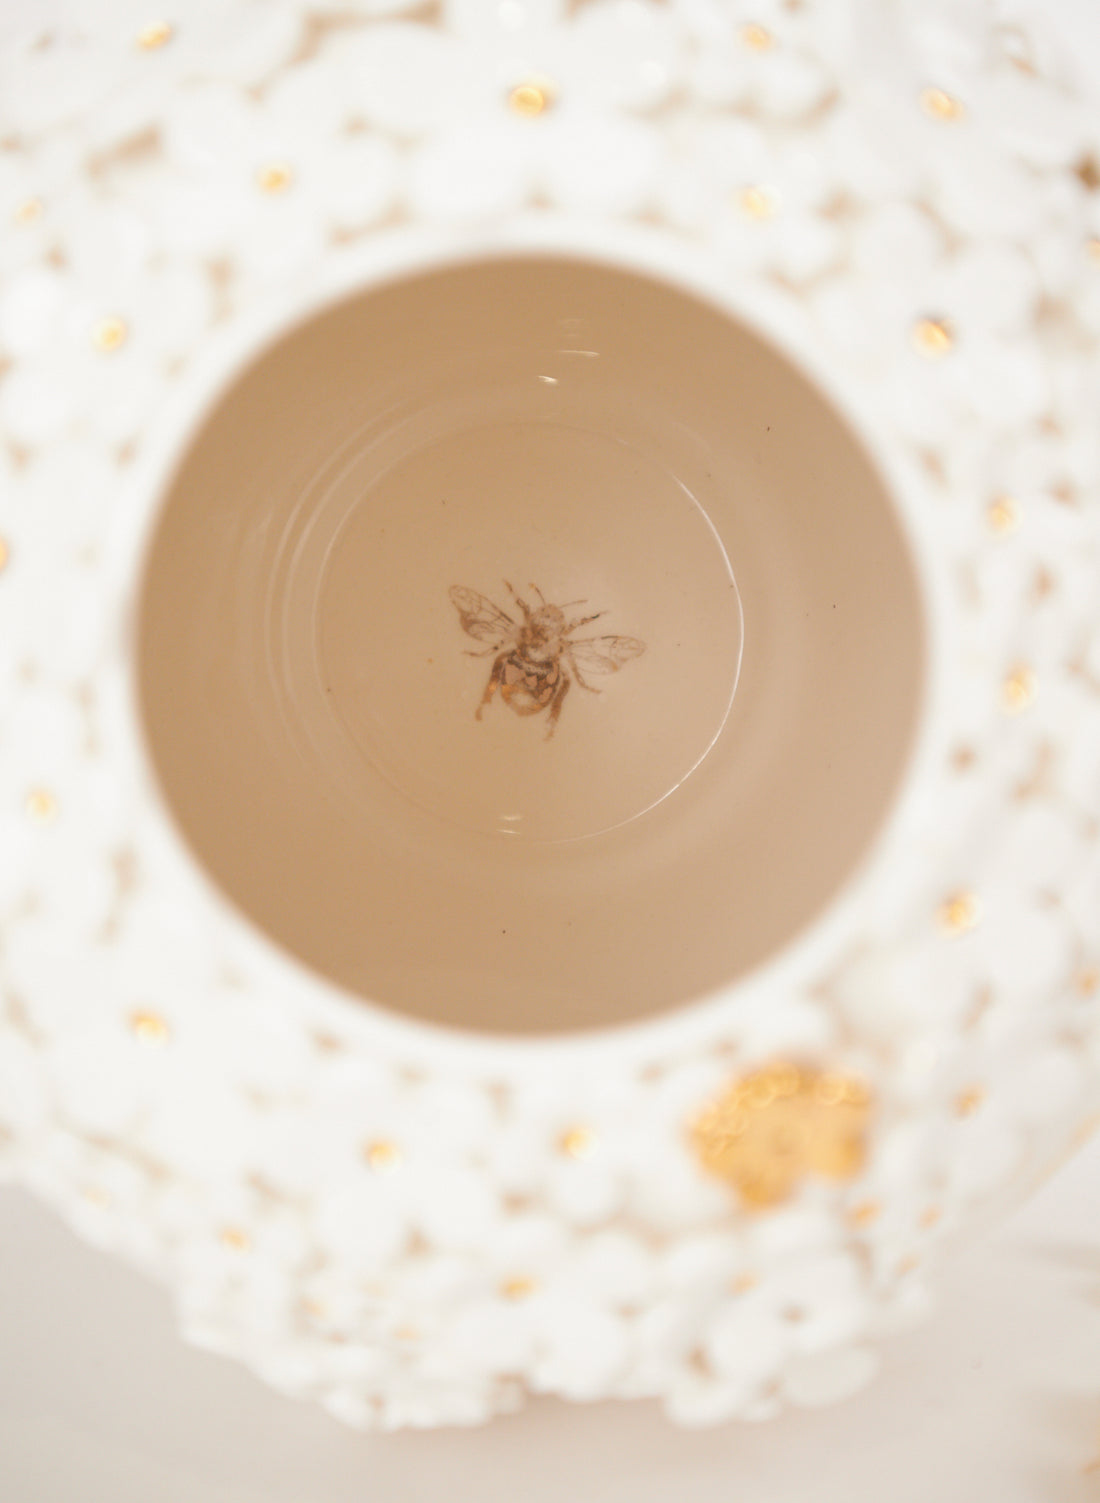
[704,1292,790,1385]
[410,1166,500,1250]
[755,50,830,119]
[0,1032,49,1138]
[0,268,69,356]
[163,85,264,171]
[320,137,401,232]
[313,1181,410,1265]
[941,242,1040,338]
[447,1298,536,1374]
[978,899,1069,997]
[445,0,565,44]
[346,25,486,138]
[536,111,660,214]
[532,1297,630,1397]
[561,0,685,112]
[979,74,1089,170]
[408,122,533,219]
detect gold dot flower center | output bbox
[740,23,774,51]
[690,1063,872,1209]
[1002,664,1036,711]
[739,185,778,221]
[136,20,173,50]
[920,86,964,121]
[257,163,294,194]
[130,1009,170,1044]
[364,1139,402,1173]
[912,316,954,357]
[25,788,57,823]
[559,1125,598,1160]
[939,890,980,933]
[987,495,1020,533]
[92,316,128,352]
[508,81,555,117]
[500,1276,538,1301]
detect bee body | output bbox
[449,583,644,739]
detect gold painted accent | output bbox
[1088,238,1100,265]
[560,1125,598,1160]
[814,1073,869,1108]
[1076,967,1099,997]
[220,1226,251,1252]
[1076,156,1100,191]
[919,1205,942,1228]
[395,1325,420,1342]
[730,1272,759,1294]
[303,1298,327,1320]
[364,1139,402,1173]
[920,86,964,121]
[939,891,979,933]
[500,1275,538,1301]
[136,20,173,49]
[740,22,774,50]
[1002,664,1036,712]
[130,1009,170,1044]
[14,197,43,224]
[691,1063,872,1210]
[849,1200,882,1228]
[91,316,128,352]
[0,537,9,572]
[912,316,954,357]
[257,163,294,194]
[897,1254,920,1275]
[987,495,1020,533]
[739,184,778,221]
[955,1086,986,1117]
[508,80,555,117]
[25,788,57,823]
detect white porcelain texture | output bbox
[0,0,1099,1431]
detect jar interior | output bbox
[137,254,924,1034]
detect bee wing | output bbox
[449,586,516,646]
[567,634,646,674]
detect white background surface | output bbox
[3,0,1100,1498]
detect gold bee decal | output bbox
[449,581,645,739]
[690,1063,872,1210]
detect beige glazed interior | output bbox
[137,255,924,1034]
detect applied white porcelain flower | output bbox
[0,0,303,144]
[149,77,400,280]
[0,248,214,447]
[816,215,1048,445]
[0,696,122,944]
[938,1043,1086,1201]
[685,0,832,119]
[383,0,682,218]
[434,1219,654,1399]
[648,1213,871,1424]
[657,116,843,283]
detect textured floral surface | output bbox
[0,0,1099,1431]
